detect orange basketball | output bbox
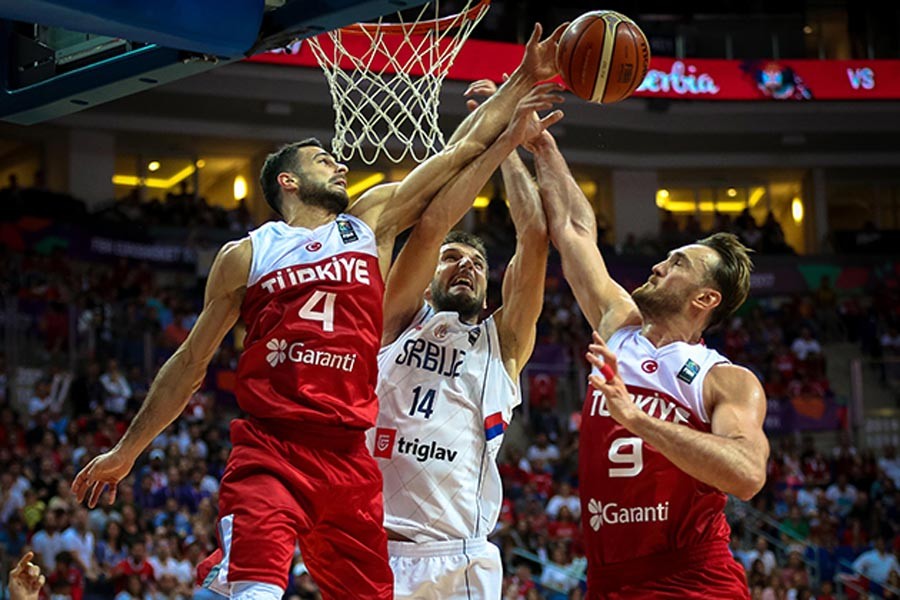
[556,10,650,104]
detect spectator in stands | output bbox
[741,536,777,575]
[47,550,84,600]
[791,327,822,362]
[114,574,148,600]
[780,550,810,590]
[879,446,900,488]
[100,359,132,415]
[849,536,900,587]
[779,505,811,544]
[540,544,579,598]
[31,502,66,571]
[826,473,859,518]
[147,538,192,596]
[545,482,580,520]
[526,433,560,469]
[112,541,155,594]
[61,506,98,582]
[504,563,538,599]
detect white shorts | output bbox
[388,537,502,600]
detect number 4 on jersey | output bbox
[298,290,336,332]
[409,385,436,419]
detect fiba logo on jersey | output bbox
[588,498,670,530]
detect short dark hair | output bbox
[259,138,323,216]
[442,230,488,264]
[696,232,753,329]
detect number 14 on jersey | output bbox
[409,385,437,419]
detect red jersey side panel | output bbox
[236,216,384,429]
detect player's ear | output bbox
[278,172,298,191]
[693,288,721,313]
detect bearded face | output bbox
[297,176,349,214]
[429,278,484,321]
[428,243,487,322]
[631,275,695,320]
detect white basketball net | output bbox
[307,1,490,164]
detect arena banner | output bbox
[250,38,900,101]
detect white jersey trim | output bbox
[246,215,377,288]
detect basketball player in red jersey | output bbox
[532,129,768,599]
[70,23,567,600]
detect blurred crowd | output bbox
[1,185,900,599]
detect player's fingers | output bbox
[533,82,565,94]
[88,481,106,509]
[548,22,569,44]
[107,484,118,506]
[12,551,34,574]
[587,343,618,374]
[71,464,94,502]
[592,330,605,346]
[35,574,46,590]
[466,99,479,112]
[528,22,542,47]
[586,355,617,385]
[588,373,610,389]
[463,81,483,96]
[27,563,39,578]
[540,110,564,129]
[502,73,510,82]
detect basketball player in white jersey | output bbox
[371,78,559,599]
[531,129,769,598]
[71,23,567,600]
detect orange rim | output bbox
[340,0,490,36]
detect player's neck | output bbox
[640,317,702,347]
[282,202,339,229]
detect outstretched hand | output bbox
[520,22,568,83]
[506,83,565,146]
[586,331,643,429]
[9,552,45,600]
[464,77,501,112]
[71,447,135,508]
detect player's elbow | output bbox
[732,468,766,501]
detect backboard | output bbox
[0,0,429,125]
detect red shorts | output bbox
[197,418,391,599]
[587,542,749,599]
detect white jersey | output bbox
[373,304,520,542]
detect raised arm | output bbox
[349,23,566,275]
[493,148,548,378]
[587,333,769,500]
[72,239,249,507]
[382,85,564,344]
[531,133,640,339]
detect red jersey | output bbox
[236,216,384,429]
[579,327,743,595]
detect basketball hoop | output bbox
[307,0,490,165]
